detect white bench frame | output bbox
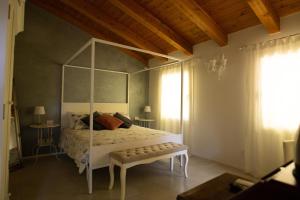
[109,150,189,200]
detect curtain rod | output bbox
[240,32,300,50]
[131,56,204,74]
[131,61,180,74]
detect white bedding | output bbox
[60,125,181,173]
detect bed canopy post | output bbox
[127,74,130,116]
[88,38,95,194]
[180,62,184,136]
[61,65,65,132]
[179,62,184,166]
[94,38,181,61]
[64,39,92,65]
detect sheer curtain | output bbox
[244,36,300,177]
[156,64,182,133]
[182,59,201,147]
[151,59,202,148]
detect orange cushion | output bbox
[95,114,123,130]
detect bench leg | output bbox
[170,157,174,172]
[88,167,93,194]
[120,167,127,200]
[184,153,189,178]
[86,165,89,182]
[180,155,183,167]
[109,162,114,190]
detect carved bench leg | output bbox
[120,166,127,200]
[180,155,183,167]
[184,152,189,178]
[109,162,114,190]
[170,157,174,172]
[88,167,93,194]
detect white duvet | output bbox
[60,125,176,173]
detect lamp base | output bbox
[146,113,150,119]
[35,114,44,125]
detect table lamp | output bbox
[144,105,151,119]
[34,106,45,124]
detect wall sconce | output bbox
[206,54,227,80]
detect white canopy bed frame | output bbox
[61,38,188,194]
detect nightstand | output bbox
[135,118,155,128]
[30,124,60,161]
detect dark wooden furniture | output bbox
[233,162,300,199]
[177,173,245,200]
[178,163,300,200]
[271,162,299,188]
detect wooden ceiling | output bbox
[31,0,300,65]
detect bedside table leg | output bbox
[35,146,41,163]
[50,127,59,160]
[53,145,59,160]
[48,128,52,153]
[35,128,42,163]
[32,145,37,155]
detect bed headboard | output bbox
[61,102,129,128]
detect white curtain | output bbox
[150,59,202,148]
[243,36,300,177]
[182,59,201,147]
[155,63,182,133]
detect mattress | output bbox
[60,125,181,173]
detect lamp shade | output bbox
[144,106,151,113]
[34,106,45,115]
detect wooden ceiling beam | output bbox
[61,0,166,55]
[31,0,149,65]
[173,0,227,46]
[109,0,193,55]
[247,0,280,33]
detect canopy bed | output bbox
[60,38,189,194]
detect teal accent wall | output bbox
[63,68,128,103]
[14,2,149,156]
[130,72,149,118]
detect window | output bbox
[261,50,300,131]
[160,71,189,121]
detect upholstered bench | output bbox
[108,142,189,200]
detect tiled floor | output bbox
[9,155,254,200]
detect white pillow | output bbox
[124,114,131,120]
[67,112,74,128]
[68,112,88,130]
[117,112,131,120]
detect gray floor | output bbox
[9,155,253,200]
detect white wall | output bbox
[191,12,300,170]
[150,12,300,170]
